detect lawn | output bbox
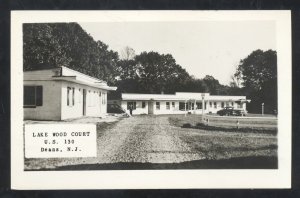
[168,114,277,164]
[169,114,277,132]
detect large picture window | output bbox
[179,102,185,110]
[24,86,43,107]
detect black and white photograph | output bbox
[11,11,291,189]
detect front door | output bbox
[82,89,86,116]
[148,101,153,114]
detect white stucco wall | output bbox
[121,100,246,115]
[24,67,113,120]
[60,81,107,120]
[24,81,62,120]
[121,101,148,115]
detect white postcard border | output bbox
[11,10,291,189]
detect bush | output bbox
[182,123,192,128]
[196,122,206,128]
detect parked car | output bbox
[216,106,247,116]
[234,108,248,116]
[216,106,234,116]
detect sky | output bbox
[79,21,276,85]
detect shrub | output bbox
[196,122,206,128]
[182,123,192,128]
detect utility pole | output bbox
[185,100,187,117]
[262,103,264,115]
[201,93,205,121]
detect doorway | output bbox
[82,89,86,116]
[148,101,154,114]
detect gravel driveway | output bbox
[95,115,205,164]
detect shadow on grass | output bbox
[182,122,277,135]
[30,156,277,171]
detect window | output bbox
[172,102,175,108]
[221,102,224,108]
[156,102,160,110]
[127,102,136,110]
[209,102,212,108]
[102,92,104,104]
[214,102,217,108]
[102,92,106,105]
[196,102,202,109]
[179,102,185,110]
[78,89,81,103]
[191,103,195,110]
[166,102,170,110]
[142,101,146,108]
[24,86,43,107]
[67,87,75,106]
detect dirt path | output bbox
[87,115,205,164]
[106,116,205,163]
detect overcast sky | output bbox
[79,21,276,85]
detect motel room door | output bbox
[82,89,86,116]
[148,101,154,114]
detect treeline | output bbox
[23,23,277,114]
[234,50,277,114]
[23,23,118,83]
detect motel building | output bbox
[119,92,250,115]
[23,66,116,121]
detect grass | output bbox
[177,131,277,161]
[168,114,277,162]
[169,114,277,132]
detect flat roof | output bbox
[122,92,247,101]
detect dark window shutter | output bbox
[36,86,43,106]
[24,86,36,106]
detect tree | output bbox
[116,59,138,80]
[134,51,190,93]
[234,49,277,113]
[235,49,277,91]
[23,23,119,85]
[23,23,72,70]
[120,46,136,60]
